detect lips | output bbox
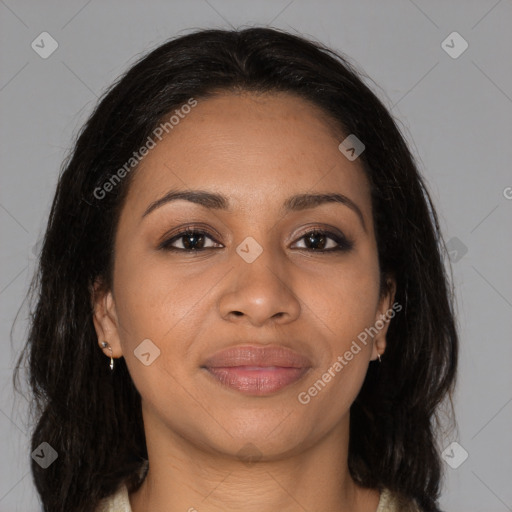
[202,345,312,396]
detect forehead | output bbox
[121,91,372,221]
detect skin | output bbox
[93,91,396,512]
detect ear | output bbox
[91,278,123,359]
[371,274,397,361]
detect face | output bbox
[93,91,395,460]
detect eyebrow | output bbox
[142,189,366,231]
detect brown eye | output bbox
[159,228,353,253]
[292,230,353,252]
[159,229,223,251]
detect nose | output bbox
[218,243,301,327]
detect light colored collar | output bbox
[95,483,131,512]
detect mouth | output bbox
[202,345,312,396]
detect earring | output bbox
[101,341,115,371]
[377,353,382,363]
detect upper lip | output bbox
[202,345,312,369]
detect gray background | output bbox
[1,1,511,510]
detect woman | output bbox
[16,27,458,512]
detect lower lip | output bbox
[205,366,309,395]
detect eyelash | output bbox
[158,227,354,253]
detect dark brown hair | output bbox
[15,27,458,512]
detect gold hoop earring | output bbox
[101,341,115,371]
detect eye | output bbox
[292,229,354,252]
[159,229,223,252]
[158,227,353,253]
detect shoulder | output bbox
[377,487,422,512]
[95,483,132,512]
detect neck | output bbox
[129,412,380,512]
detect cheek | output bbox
[305,251,381,342]
[295,350,369,434]
[113,247,211,341]
[114,236,381,367]
[294,252,380,408]
[297,265,381,405]
[112,247,229,401]
[111,252,210,411]
[114,232,380,370]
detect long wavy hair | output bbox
[14,27,458,512]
